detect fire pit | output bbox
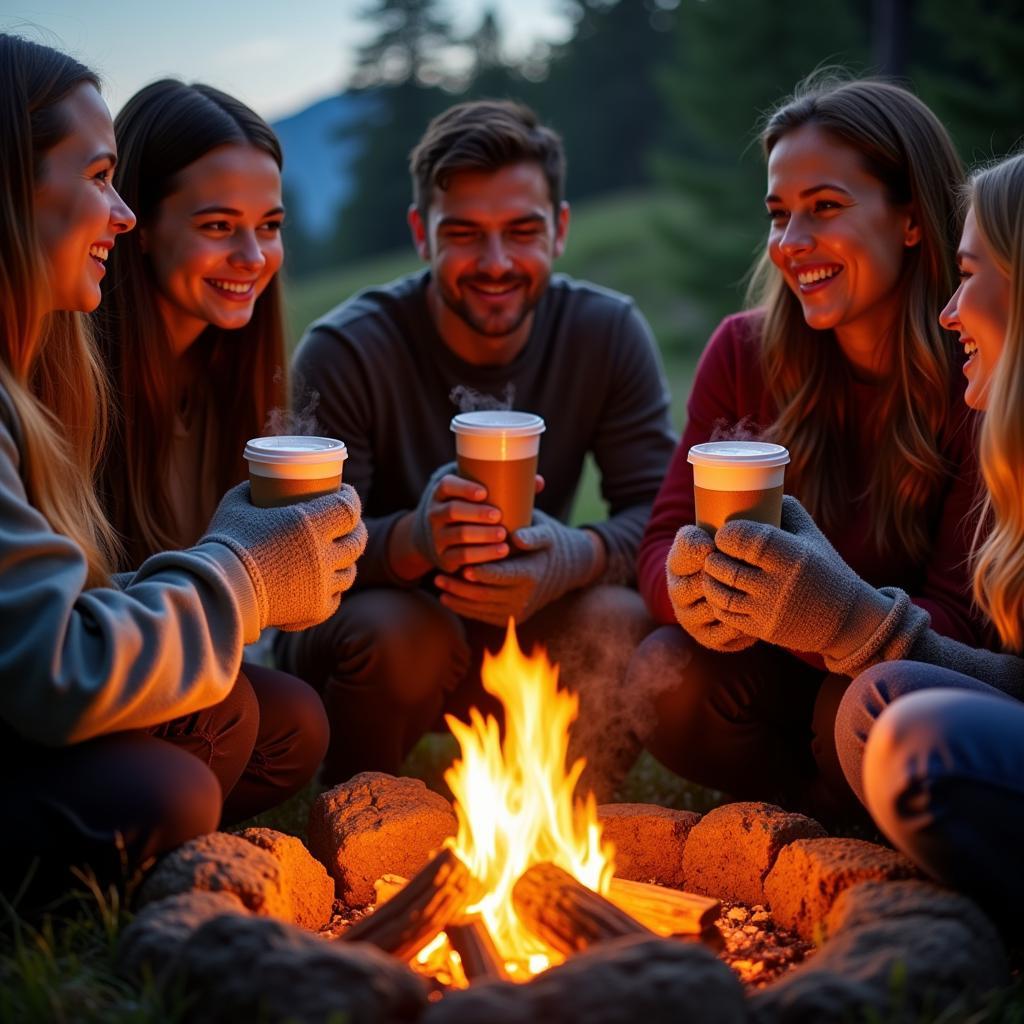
[337,624,722,989]
[119,625,1011,1023]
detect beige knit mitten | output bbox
[200,482,367,632]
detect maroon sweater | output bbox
[638,311,987,650]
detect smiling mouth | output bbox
[89,245,109,271]
[205,278,256,299]
[962,338,978,361]
[466,279,525,298]
[795,265,843,291]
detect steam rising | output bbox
[263,379,323,437]
[709,416,765,443]
[449,382,516,413]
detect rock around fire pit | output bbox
[118,776,1009,1024]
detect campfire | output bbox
[339,623,720,989]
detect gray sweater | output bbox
[292,271,677,587]
[0,384,261,747]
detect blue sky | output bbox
[3,1,572,121]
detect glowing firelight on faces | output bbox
[416,622,615,984]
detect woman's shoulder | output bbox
[694,309,766,381]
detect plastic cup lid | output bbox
[244,435,347,465]
[450,411,546,437]
[687,441,790,467]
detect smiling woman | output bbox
[628,74,988,828]
[94,79,288,565]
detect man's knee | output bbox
[300,588,469,707]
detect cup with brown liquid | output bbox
[450,411,546,531]
[688,441,790,534]
[244,436,348,508]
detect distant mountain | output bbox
[271,91,376,240]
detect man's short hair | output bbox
[409,99,566,218]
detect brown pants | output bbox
[276,585,655,800]
[0,664,328,900]
[623,625,866,825]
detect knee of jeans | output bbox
[331,589,468,706]
[862,690,948,839]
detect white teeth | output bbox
[963,340,978,356]
[88,245,108,261]
[797,266,840,285]
[208,279,253,294]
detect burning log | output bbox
[607,877,720,936]
[512,862,653,956]
[446,915,510,982]
[340,848,477,960]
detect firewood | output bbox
[340,848,477,960]
[512,862,653,955]
[446,914,510,981]
[607,877,720,935]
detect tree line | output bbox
[284,0,1024,331]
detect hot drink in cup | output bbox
[450,411,546,532]
[688,441,790,534]
[244,436,348,508]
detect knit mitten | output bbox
[410,461,458,570]
[447,509,600,626]
[703,495,926,667]
[200,482,367,632]
[666,525,756,652]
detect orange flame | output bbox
[438,620,615,980]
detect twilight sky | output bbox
[2,0,573,121]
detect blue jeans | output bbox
[836,660,1024,917]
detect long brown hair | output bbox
[967,154,1024,651]
[0,34,120,586]
[748,75,964,561]
[95,80,286,567]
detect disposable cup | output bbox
[687,441,790,534]
[244,436,348,508]
[450,411,545,531]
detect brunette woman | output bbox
[829,153,1024,915]
[93,80,336,827]
[626,76,984,821]
[0,36,364,893]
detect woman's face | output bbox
[939,205,1010,410]
[33,83,135,314]
[766,123,920,360]
[142,143,284,354]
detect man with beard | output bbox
[280,100,676,796]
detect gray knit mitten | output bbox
[200,482,367,633]
[445,509,600,626]
[666,525,756,652]
[410,461,458,569]
[703,495,928,670]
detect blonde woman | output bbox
[628,77,984,821]
[830,153,1024,915]
[0,34,365,896]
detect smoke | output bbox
[709,416,765,442]
[263,369,323,435]
[449,382,516,413]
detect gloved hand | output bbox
[410,462,508,573]
[200,482,367,632]
[703,495,903,666]
[665,525,756,652]
[435,509,600,626]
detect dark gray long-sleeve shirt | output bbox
[292,271,676,588]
